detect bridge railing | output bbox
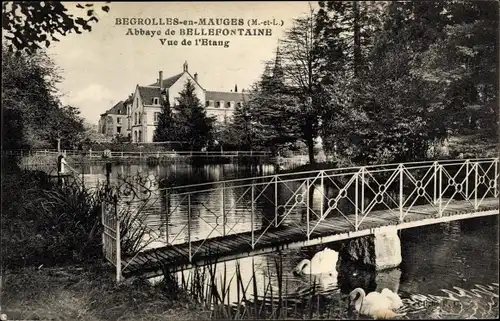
[114,158,498,265]
[22,149,272,158]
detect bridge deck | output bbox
[122,197,498,277]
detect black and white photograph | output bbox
[1,1,499,320]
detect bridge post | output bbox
[438,164,443,217]
[355,170,359,231]
[274,176,278,228]
[474,162,478,210]
[188,194,192,262]
[339,226,402,271]
[251,184,255,249]
[361,167,365,222]
[399,164,404,222]
[221,183,226,236]
[320,171,325,220]
[433,162,438,205]
[114,194,122,283]
[465,160,469,200]
[165,192,170,243]
[306,178,310,240]
[495,159,498,197]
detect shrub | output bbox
[1,170,106,268]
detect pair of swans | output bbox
[294,247,339,275]
[349,287,406,319]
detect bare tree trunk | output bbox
[353,0,361,79]
[307,134,316,165]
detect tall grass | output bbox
[156,255,351,320]
[1,168,107,268]
[1,166,155,270]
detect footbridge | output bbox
[101,158,499,281]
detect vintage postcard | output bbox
[2,1,499,320]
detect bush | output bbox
[1,170,106,269]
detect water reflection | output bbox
[84,163,498,318]
[144,216,498,319]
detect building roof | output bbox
[101,100,126,116]
[149,73,183,89]
[205,91,249,102]
[138,86,162,105]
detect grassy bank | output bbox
[1,264,208,321]
[0,160,209,320]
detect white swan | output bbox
[381,288,403,310]
[349,287,406,319]
[294,248,339,275]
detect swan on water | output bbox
[381,288,403,310]
[349,287,406,319]
[294,248,339,275]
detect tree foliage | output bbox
[153,96,176,143]
[2,1,110,54]
[279,7,325,163]
[2,46,86,150]
[317,0,498,164]
[172,80,216,150]
[247,61,302,154]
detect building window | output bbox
[117,117,122,124]
[237,102,242,108]
[153,97,159,105]
[154,112,161,123]
[117,127,122,133]
[134,113,137,125]
[206,101,210,107]
[136,98,139,106]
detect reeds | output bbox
[156,255,350,320]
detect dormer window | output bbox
[216,101,221,108]
[237,102,242,108]
[219,100,224,108]
[153,97,159,105]
[227,101,234,108]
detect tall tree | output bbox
[279,6,325,164]
[173,80,216,150]
[153,96,176,142]
[414,0,499,137]
[227,94,256,150]
[2,46,61,149]
[49,105,86,149]
[248,57,301,154]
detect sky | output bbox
[46,1,315,124]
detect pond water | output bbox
[80,162,498,319]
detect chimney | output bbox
[183,61,188,72]
[234,84,238,92]
[194,72,198,82]
[159,71,163,90]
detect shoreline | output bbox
[1,264,209,321]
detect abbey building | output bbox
[98,61,249,143]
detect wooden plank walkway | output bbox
[122,197,498,277]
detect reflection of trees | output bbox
[399,217,498,295]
